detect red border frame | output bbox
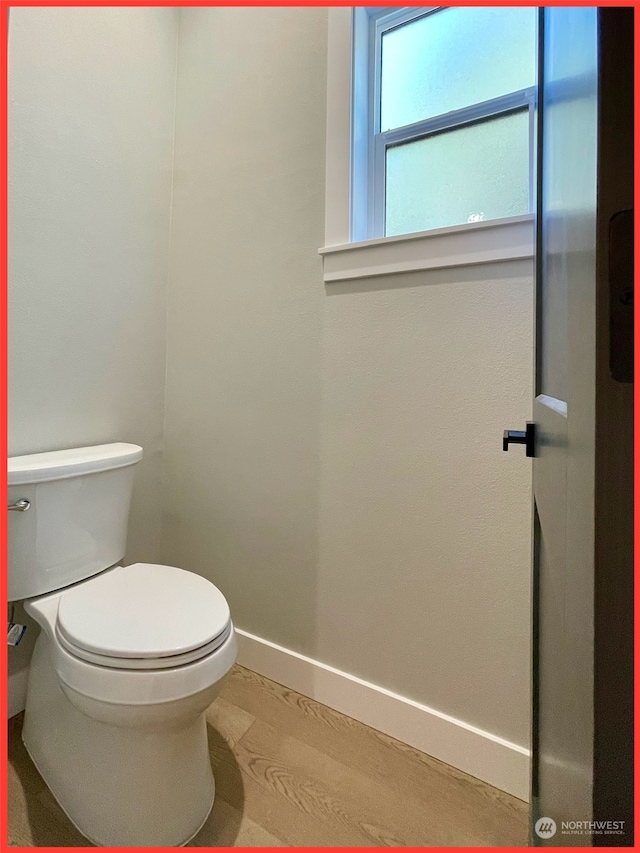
[0,2,637,851]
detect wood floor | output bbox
[8,664,529,847]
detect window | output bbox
[351,6,538,241]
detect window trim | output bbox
[319,213,534,283]
[320,6,536,283]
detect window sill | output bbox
[318,214,534,283]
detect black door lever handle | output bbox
[503,422,535,457]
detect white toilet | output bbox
[8,442,237,847]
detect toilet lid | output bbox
[56,563,231,661]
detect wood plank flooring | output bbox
[8,664,529,847]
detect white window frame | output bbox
[320,6,536,283]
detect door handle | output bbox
[8,499,30,512]
[503,422,535,457]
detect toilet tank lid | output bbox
[8,443,143,486]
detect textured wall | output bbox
[317,263,533,743]
[8,7,178,710]
[163,7,534,746]
[8,6,177,560]
[162,7,326,653]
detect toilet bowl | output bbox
[22,565,237,846]
[9,444,237,846]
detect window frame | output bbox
[352,6,537,242]
[319,7,536,283]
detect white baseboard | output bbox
[9,668,29,718]
[235,628,530,802]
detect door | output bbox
[503,7,633,847]
[531,7,598,845]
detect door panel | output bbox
[532,7,634,846]
[532,6,598,845]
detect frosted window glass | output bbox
[380,7,537,131]
[385,110,529,236]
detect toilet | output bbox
[8,443,237,847]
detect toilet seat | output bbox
[25,572,237,707]
[55,563,231,670]
[56,621,233,670]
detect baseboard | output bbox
[8,628,530,799]
[235,628,530,802]
[9,668,29,718]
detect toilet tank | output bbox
[8,443,143,602]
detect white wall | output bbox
[163,6,533,750]
[317,263,533,744]
[8,7,178,713]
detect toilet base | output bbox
[22,635,220,847]
[22,736,215,848]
